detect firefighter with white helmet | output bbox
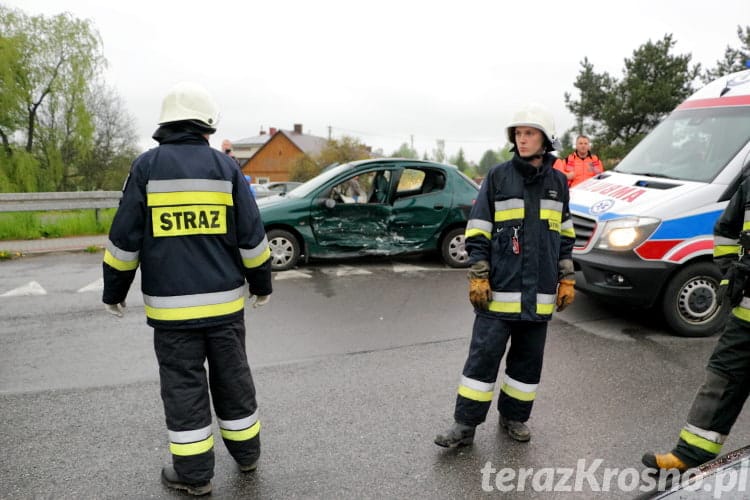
[103,82,272,495]
[435,103,576,448]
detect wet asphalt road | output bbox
[2,251,750,499]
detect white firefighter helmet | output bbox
[158,82,219,132]
[506,103,559,151]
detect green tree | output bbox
[477,149,500,176]
[703,25,750,82]
[450,148,469,172]
[565,34,700,159]
[432,139,446,163]
[316,135,372,168]
[391,142,418,159]
[77,84,139,190]
[0,6,136,192]
[288,155,320,182]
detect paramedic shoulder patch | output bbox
[152,205,227,237]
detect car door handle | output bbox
[433,204,444,210]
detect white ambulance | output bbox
[570,69,750,337]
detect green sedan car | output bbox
[256,158,479,271]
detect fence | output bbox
[0,191,122,213]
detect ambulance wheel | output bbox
[267,229,300,271]
[441,227,470,268]
[661,262,728,338]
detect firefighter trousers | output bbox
[454,314,548,427]
[673,315,750,466]
[154,319,260,483]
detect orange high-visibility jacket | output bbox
[553,152,603,187]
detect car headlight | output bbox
[594,217,661,251]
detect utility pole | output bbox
[410,134,414,151]
[328,126,332,141]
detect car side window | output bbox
[395,169,446,199]
[329,171,385,204]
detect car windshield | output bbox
[615,106,750,183]
[283,163,355,198]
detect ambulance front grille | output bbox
[571,214,597,248]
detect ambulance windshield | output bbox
[615,106,750,182]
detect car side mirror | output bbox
[323,198,336,209]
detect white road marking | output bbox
[78,278,103,292]
[392,263,431,273]
[274,270,312,280]
[320,265,373,277]
[1,281,47,297]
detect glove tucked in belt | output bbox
[556,279,575,312]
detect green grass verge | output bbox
[0,209,116,240]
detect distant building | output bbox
[237,124,328,183]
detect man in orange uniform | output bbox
[553,134,603,187]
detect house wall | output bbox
[243,133,302,182]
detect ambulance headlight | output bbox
[595,217,661,250]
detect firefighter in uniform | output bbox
[643,176,750,473]
[102,82,272,496]
[434,103,576,448]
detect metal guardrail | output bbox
[0,191,122,212]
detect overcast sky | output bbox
[6,0,750,163]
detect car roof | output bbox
[343,157,460,172]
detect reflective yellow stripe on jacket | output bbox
[714,235,741,258]
[240,236,271,269]
[494,199,524,222]
[147,179,234,207]
[489,292,556,315]
[143,285,246,321]
[103,240,140,271]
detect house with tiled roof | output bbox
[240,124,328,183]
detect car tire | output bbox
[267,229,301,271]
[440,227,470,268]
[661,261,728,338]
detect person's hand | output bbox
[104,301,126,318]
[469,278,491,310]
[556,280,575,312]
[249,294,270,308]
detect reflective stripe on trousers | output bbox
[154,319,259,482]
[454,314,548,426]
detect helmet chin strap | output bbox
[519,148,545,162]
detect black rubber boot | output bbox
[434,421,476,448]
[238,458,258,472]
[161,465,212,496]
[499,414,531,442]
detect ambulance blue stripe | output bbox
[650,210,724,239]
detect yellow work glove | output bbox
[469,278,491,310]
[556,279,575,312]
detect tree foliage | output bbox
[0,5,138,192]
[391,142,418,159]
[450,148,469,172]
[703,25,750,82]
[317,135,371,167]
[564,34,700,160]
[288,155,320,182]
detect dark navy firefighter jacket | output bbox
[464,153,575,321]
[102,128,272,329]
